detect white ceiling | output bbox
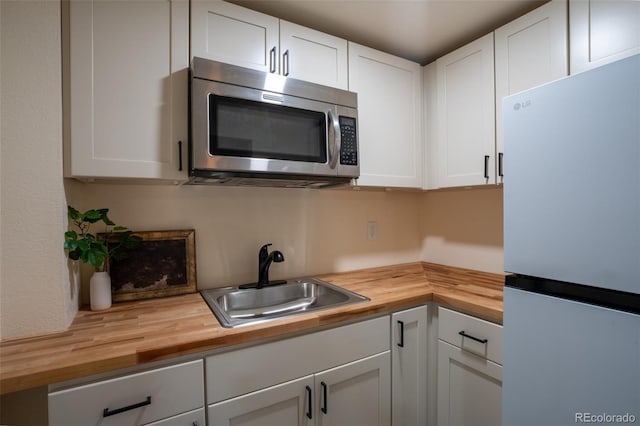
[230,0,548,65]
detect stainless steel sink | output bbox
[201,278,369,328]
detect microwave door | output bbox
[194,79,339,177]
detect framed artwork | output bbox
[104,229,196,302]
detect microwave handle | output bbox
[327,110,341,169]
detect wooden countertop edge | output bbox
[0,262,503,395]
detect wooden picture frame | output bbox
[103,229,196,302]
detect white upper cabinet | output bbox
[279,21,348,90]
[66,0,189,182]
[348,42,423,188]
[435,33,496,188]
[191,0,279,73]
[191,1,348,89]
[570,0,640,74]
[495,0,568,183]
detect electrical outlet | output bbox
[367,221,377,240]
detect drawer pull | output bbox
[103,396,151,417]
[459,330,488,344]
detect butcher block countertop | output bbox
[0,262,504,395]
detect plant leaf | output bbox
[67,206,81,220]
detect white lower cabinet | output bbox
[46,306,505,426]
[206,316,391,426]
[391,305,428,426]
[436,307,503,426]
[48,360,204,426]
[208,375,315,426]
[208,352,390,426]
[315,352,391,426]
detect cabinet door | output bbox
[280,21,348,89]
[570,0,640,74]
[207,375,314,426]
[67,0,188,181]
[437,341,502,426]
[315,351,391,426]
[348,43,423,188]
[391,306,428,426]
[436,33,496,187]
[191,0,279,73]
[495,0,568,183]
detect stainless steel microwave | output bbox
[189,57,359,188]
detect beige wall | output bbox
[420,186,504,274]
[0,0,77,340]
[68,184,423,298]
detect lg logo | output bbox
[513,100,532,111]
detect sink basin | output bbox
[201,278,369,328]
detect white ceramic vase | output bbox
[90,271,112,311]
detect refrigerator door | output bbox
[503,54,640,294]
[503,286,640,425]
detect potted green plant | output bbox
[64,206,141,310]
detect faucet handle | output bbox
[259,243,272,260]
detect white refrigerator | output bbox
[503,53,640,426]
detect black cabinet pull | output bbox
[305,385,312,419]
[498,152,504,178]
[321,381,328,414]
[103,396,151,417]
[459,330,488,344]
[397,320,405,348]
[178,140,183,171]
[483,155,490,180]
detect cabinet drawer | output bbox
[145,407,205,426]
[206,315,390,404]
[49,360,204,426]
[438,307,503,364]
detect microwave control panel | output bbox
[339,116,358,166]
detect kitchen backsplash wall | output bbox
[420,186,504,274]
[67,183,424,299]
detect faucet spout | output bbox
[257,243,285,288]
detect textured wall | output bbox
[0,0,77,340]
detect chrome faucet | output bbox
[256,243,285,288]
